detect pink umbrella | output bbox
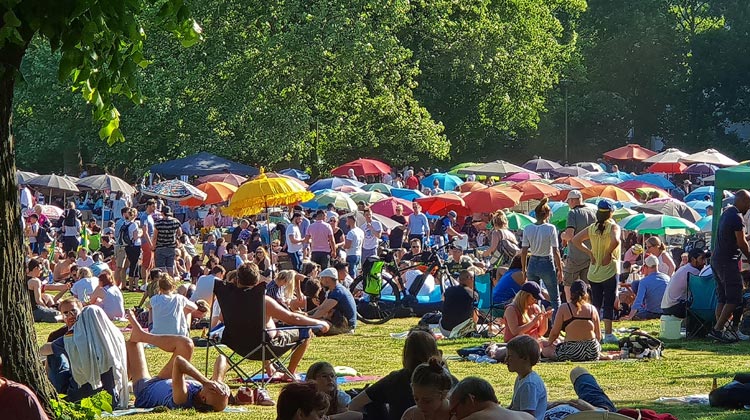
[334,185,365,193]
[370,197,414,217]
[24,205,64,220]
[502,172,541,182]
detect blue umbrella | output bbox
[683,186,733,203]
[391,188,425,201]
[279,168,310,180]
[632,174,675,190]
[583,173,622,185]
[308,177,365,192]
[686,200,713,217]
[420,173,464,191]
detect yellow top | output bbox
[586,219,620,283]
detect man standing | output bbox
[622,256,669,320]
[661,248,706,318]
[140,199,157,283]
[405,169,420,190]
[152,206,183,276]
[560,190,596,301]
[407,201,430,245]
[344,215,364,278]
[306,210,336,269]
[113,207,130,287]
[285,213,307,272]
[708,190,750,343]
[360,208,382,261]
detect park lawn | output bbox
[32,291,750,420]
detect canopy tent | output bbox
[150,152,259,177]
[712,163,750,245]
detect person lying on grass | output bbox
[125,309,231,412]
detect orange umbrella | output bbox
[511,181,560,201]
[415,194,469,216]
[180,182,238,207]
[459,181,487,193]
[463,187,522,213]
[551,176,596,189]
[603,143,657,161]
[580,185,639,203]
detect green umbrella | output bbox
[448,162,480,179]
[612,207,637,222]
[633,214,699,235]
[361,183,392,195]
[618,213,647,231]
[505,212,536,230]
[350,191,388,204]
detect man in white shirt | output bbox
[344,215,364,278]
[75,248,94,268]
[19,184,33,210]
[191,265,226,307]
[286,212,307,272]
[661,249,706,318]
[359,208,382,261]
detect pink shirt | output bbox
[307,220,333,253]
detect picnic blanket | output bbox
[102,407,249,417]
[655,394,710,405]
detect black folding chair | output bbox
[205,280,319,387]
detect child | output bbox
[506,334,547,420]
[401,357,453,420]
[216,237,226,259]
[305,362,361,419]
[149,273,198,337]
[202,235,217,258]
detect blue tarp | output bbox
[150,152,259,177]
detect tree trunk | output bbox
[0,44,57,417]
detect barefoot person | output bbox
[124,310,231,412]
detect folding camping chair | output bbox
[474,273,503,337]
[686,273,718,338]
[205,280,320,387]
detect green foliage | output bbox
[49,391,113,420]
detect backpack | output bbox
[433,216,449,236]
[63,208,77,227]
[118,222,133,246]
[618,329,664,358]
[490,230,519,267]
[221,254,238,272]
[361,256,384,296]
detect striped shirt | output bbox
[154,217,181,249]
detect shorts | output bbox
[563,267,589,286]
[115,248,127,268]
[141,242,153,270]
[154,247,176,269]
[133,377,156,401]
[268,329,304,354]
[713,261,743,305]
[555,339,601,362]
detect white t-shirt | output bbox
[150,294,191,336]
[76,256,94,268]
[345,226,364,256]
[99,285,125,320]
[661,264,700,309]
[521,223,559,257]
[403,270,436,296]
[360,220,382,250]
[191,274,216,304]
[71,277,98,301]
[286,224,303,253]
[63,220,81,237]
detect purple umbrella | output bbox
[684,163,718,176]
[523,158,562,173]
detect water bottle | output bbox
[620,342,629,360]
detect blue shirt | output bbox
[633,272,669,314]
[408,213,430,236]
[134,378,201,409]
[141,213,155,237]
[327,283,357,328]
[713,206,745,262]
[492,268,522,304]
[511,371,547,420]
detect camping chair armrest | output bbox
[268,324,325,340]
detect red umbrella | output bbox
[511,181,560,201]
[370,196,414,217]
[551,176,596,189]
[331,158,391,177]
[463,187,522,213]
[180,182,238,207]
[195,173,247,187]
[459,182,486,193]
[603,144,657,161]
[645,162,687,174]
[415,194,469,217]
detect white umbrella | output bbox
[77,174,136,195]
[642,148,688,163]
[27,174,80,192]
[457,160,536,177]
[16,170,39,184]
[573,162,604,172]
[345,211,403,232]
[680,149,739,167]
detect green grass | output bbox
[33,292,750,419]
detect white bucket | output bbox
[660,315,682,340]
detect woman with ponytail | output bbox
[542,280,603,361]
[520,197,564,311]
[571,201,621,344]
[401,357,454,420]
[645,236,675,276]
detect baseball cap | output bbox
[161,205,173,215]
[521,282,545,301]
[645,255,659,267]
[597,200,613,211]
[566,190,583,201]
[319,268,338,279]
[447,210,458,218]
[688,248,706,261]
[632,244,644,255]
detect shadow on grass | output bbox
[664,338,750,355]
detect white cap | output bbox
[320,267,338,279]
[566,190,583,201]
[645,255,659,267]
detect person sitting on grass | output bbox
[542,280,605,362]
[306,361,363,420]
[43,297,83,398]
[0,355,49,420]
[448,377,533,420]
[89,271,125,320]
[492,255,525,308]
[439,269,478,338]
[503,282,551,344]
[70,267,98,302]
[309,267,357,335]
[621,255,669,321]
[266,269,306,311]
[124,309,231,411]
[506,335,547,420]
[544,366,617,418]
[402,357,454,420]
[276,382,331,420]
[27,258,69,322]
[150,273,198,337]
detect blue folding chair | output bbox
[474,273,503,336]
[686,273,718,339]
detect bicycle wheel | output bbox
[355,276,403,325]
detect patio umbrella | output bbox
[370,196,414,217]
[686,200,713,217]
[143,179,206,201]
[635,187,670,200]
[684,163,718,176]
[522,158,562,173]
[278,168,310,180]
[632,174,675,190]
[180,182,237,207]
[580,185,639,203]
[583,172,627,185]
[617,180,662,192]
[584,197,625,209]
[680,149,739,167]
[16,170,39,185]
[642,148,688,163]
[76,174,136,195]
[457,160,535,177]
[503,172,542,182]
[333,185,365,193]
[302,190,358,212]
[573,162,604,172]
[684,186,732,203]
[264,172,309,188]
[308,177,365,192]
[331,158,391,176]
[390,188,425,201]
[226,172,313,216]
[612,207,638,222]
[504,212,536,231]
[632,198,701,223]
[696,215,712,233]
[619,213,647,231]
[415,194,468,217]
[361,183,393,195]
[459,182,487,193]
[645,162,687,174]
[350,191,388,204]
[603,143,657,161]
[629,214,699,235]
[511,181,559,201]
[552,166,591,177]
[448,162,480,176]
[463,187,522,213]
[549,184,578,201]
[551,176,596,189]
[28,174,80,193]
[344,211,403,231]
[420,173,464,191]
[23,204,64,220]
[196,173,248,187]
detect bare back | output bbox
[464,406,534,420]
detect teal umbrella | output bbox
[629,214,699,235]
[302,190,357,211]
[696,215,712,233]
[505,212,536,231]
[362,183,393,195]
[618,213,647,231]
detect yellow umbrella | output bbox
[225,170,314,216]
[350,191,388,204]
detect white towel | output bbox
[64,305,129,408]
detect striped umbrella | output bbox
[144,179,207,201]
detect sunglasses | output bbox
[62,309,79,317]
[411,245,420,249]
